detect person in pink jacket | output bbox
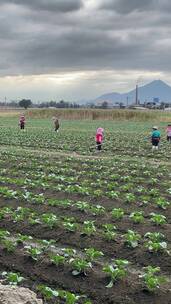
[166,124,171,142]
[95,127,104,151]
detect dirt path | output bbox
[0,145,110,160]
[0,144,170,167]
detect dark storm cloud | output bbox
[100,0,154,14]
[0,0,83,12]
[99,0,171,14]
[0,0,171,76]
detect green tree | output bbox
[19,99,32,109]
[101,101,108,109]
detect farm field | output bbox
[0,116,171,159]
[0,113,170,303]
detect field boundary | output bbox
[0,144,170,166]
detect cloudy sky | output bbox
[0,0,171,102]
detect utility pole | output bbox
[135,77,143,105]
[126,96,129,107]
[135,84,138,105]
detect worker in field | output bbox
[95,127,104,151]
[53,116,60,132]
[166,124,171,142]
[19,114,25,130]
[151,126,161,150]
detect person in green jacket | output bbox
[151,126,161,150]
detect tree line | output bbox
[1,99,170,110]
[0,99,112,109]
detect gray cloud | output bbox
[0,0,83,12]
[0,0,171,79]
[100,0,154,14]
[99,0,171,14]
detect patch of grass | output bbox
[26,108,171,122]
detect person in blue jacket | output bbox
[151,126,161,150]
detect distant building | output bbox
[153,97,160,103]
[145,101,158,109]
[96,101,113,108]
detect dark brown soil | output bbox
[0,151,170,304]
[0,246,170,304]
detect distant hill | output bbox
[93,80,171,105]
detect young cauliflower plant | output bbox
[144,232,165,242]
[149,188,159,197]
[60,290,92,304]
[75,201,90,213]
[129,211,144,224]
[102,224,117,241]
[60,289,92,304]
[1,239,17,253]
[24,245,43,261]
[16,234,33,245]
[144,232,168,253]
[2,271,24,285]
[145,240,168,253]
[39,239,56,250]
[90,205,105,216]
[37,285,59,301]
[62,247,77,258]
[50,254,66,266]
[103,259,129,288]
[154,198,170,210]
[124,230,141,248]
[41,213,59,229]
[0,229,10,240]
[125,193,136,203]
[93,189,103,197]
[150,213,167,225]
[81,221,96,236]
[139,266,167,292]
[111,208,124,220]
[84,248,104,262]
[63,221,78,232]
[107,191,119,199]
[70,258,92,276]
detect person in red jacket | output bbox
[95,127,104,151]
[19,114,25,130]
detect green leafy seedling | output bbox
[50,254,66,266]
[150,213,167,225]
[140,266,167,292]
[129,211,144,224]
[124,230,141,248]
[2,271,24,285]
[37,285,59,300]
[103,259,129,288]
[70,258,92,276]
[111,208,124,220]
[84,247,104,262]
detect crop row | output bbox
[0,184,170,228]
[0,227,169,297]
[0,205,170,255]
[0,145,170,303]
[0,270,92,304]
[0,125,171,159]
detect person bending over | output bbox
[151,126,160,150]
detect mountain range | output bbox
[92,80,171,105]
